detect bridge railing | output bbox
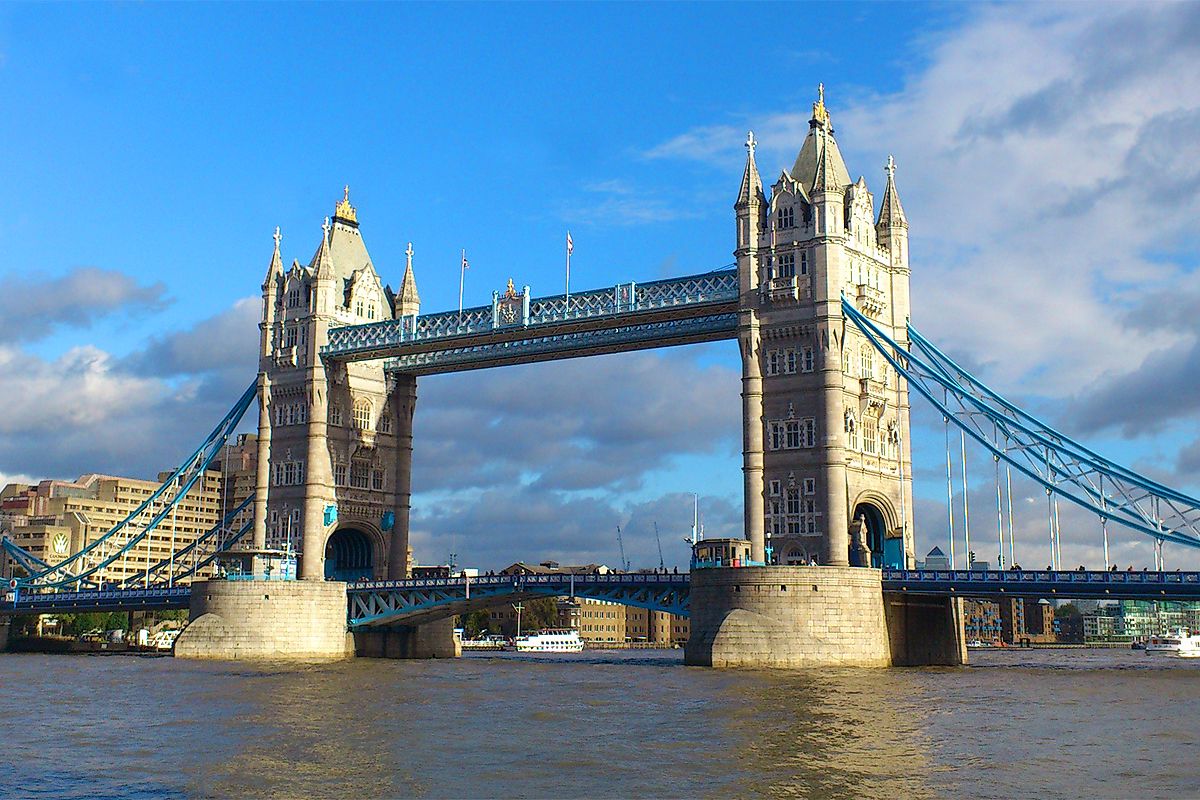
[347,572,690,592]
[883,569,1200,588]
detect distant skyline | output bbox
[1,3,1198,571]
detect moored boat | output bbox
[513,629,584,653]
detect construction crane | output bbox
[653,522,665,570]
[615,525,631,572]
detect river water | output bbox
[2,648,1197,799]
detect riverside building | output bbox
[0,472,221,585]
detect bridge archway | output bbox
[324,527,375,582]
[851,493,898,569]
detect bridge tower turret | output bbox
[735,131,767,562]
[737,85,914,570]
[257,189,415,582]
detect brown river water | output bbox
[2,648,1197,799]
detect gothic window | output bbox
[800,250,809,276]
[766,350,780,376]
[769,422,785,450]
[778,253,796,278]
[863,417,878,455]
[777,206,794,229]
[287,289,300,309]
[333,463,348,487]
[861,346,874,380]
[284,326,298,349]
[802,346,814,373]
[297,403,307,424]
[355,299,365,317]
[372,469,385,491]
[769,480,781,496]
[379,414,392,434]
[274,405,285,426]
[803,478,816,496]
[785,350,798,374]
[847,412,858,450]
[842,348,852,376]
[353,398,373,431]
[802,418,816,447]
[786,492,800,515]
[350,461,370,489]
[802,500,817,533]
[785,421,800,449]
[367,303,376,320]
[329,406,343,427]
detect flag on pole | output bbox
[565,231,573,300]
[458,249,469,313]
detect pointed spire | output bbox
[736,130,765,208]
[314,217,335,278]
[792,83,849,194]
[263,226,283,288]
[396,241,420,316]
[876,155,908,228]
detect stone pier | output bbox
[174,580,354,660]
[174,579,461,660]
[353,618,461,659]
[685,565,964,668]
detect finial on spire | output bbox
[886,154,896,179]
[406,242,414,267]
[334,187,357,225]
[811,83,830,128]
[273,226,281,249]
[745,130,757,157]
[322,216,331,237]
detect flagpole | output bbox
[459,249,466,314]
[565,231,572,302]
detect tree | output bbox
[524,597,560,630]
[1055,602,1082,619]
[458,610,491,638]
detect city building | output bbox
[999,597,1055,644]
[1083,600,1200,643]
[1,472,221,585]
[916,546,950,570]
[963,599,1002,642]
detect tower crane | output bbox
[654,522,665,570]
[616,525,631,572]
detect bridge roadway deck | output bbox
[6,571,1200,620]
[320,268,739,373]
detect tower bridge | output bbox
[6,87,1200,666]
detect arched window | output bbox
[846,412,858,450]
[842,347,852,376]
[860,346,873,380]
[353,398,373,431]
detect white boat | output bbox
[513,629,584,653]
[966,639,991,649]
[1144,631,1200,655]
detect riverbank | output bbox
[7,636,170,656]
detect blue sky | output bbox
[2,3,1199,571]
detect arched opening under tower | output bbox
[851,502,888,569]
[324,527,373,582]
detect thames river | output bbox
[3,649,1197,799]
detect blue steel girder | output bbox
[842,297,1200,552]
[884,569,1200,600]
[321,268,739,369]
[3,586,191,615]
[347,574,691,628]
[384,313,738,375]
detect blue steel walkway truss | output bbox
[322,268,739,373]
[346,573,691,628]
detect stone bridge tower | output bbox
[253,189,420,581]
[736,87,915,570]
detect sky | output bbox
[1,2,1199,572]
